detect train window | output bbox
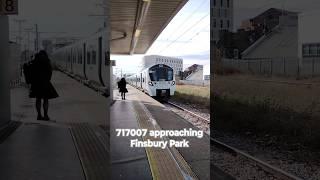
[77,52,79,64]
[87,52,91,64]
[80,53,82,64]
[92,51,96,64]
[105,51,110,66]
[149,65,173,81]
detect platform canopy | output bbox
[110,0,188,55]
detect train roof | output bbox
[53,29,107,54]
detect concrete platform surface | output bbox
[110,91,152,179]
[0,71,109,180]
[111,85,210,179]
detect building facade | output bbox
[183,64,204,80]
[142,55,183,75]
[211,0,234,45]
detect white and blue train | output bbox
[127,64,176,97]
[51,29,109,88]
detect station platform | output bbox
[111,85,210,179]
[0,71,109,180]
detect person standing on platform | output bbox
[28,50,59,120]
[118,78,128,100]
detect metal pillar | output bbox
[0,15,11,126]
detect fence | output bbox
[178,80,210,86]
[221,57,320,78]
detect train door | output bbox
[98,37,105,86]
[70,49,73,73]
[140,73,142,88]
[65,50,68,69]
[135,75,137,87]
[83,43,87,79]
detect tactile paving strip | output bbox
[132,101,198,180]
[0,121,22,144]
[69,123,110,180]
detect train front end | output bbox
[146,64,176,97]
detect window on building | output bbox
[227,20,230,28]
[213,0,216,6]
[213,19,217,28]
[317,44,320,56]
[227,0,230,7]
[220,20,223,28]
[225,9,228,17]
[221,0,223,7]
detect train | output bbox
[127,64,176,97]
[51,29,109,89]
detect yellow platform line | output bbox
[132,101,198,180]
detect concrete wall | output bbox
[0,16,11,126]
[9,43,21,85]
[186,69,204,80]
[243,15,298,60]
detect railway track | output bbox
[164,100,303,180]
[166,101,210,123]
[62,73,306,179]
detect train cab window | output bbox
[92,51,96,64]
[87,52,91,64]
[149,65,173,81]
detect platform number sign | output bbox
[0,0,18,15]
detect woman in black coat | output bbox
[29,50,59,120]
[118,78,128,100]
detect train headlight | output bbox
[172,81,175,86]
[148,81,154,86]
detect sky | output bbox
[111,0,210,77]
[8,0,104,50]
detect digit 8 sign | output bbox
[5,0,14,12]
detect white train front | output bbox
[128,64,176,97]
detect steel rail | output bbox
[211,138,303,180]
[166,101,210,123]
[165,100,302,180]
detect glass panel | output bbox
[148,65,173,81]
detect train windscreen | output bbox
[149,64,173,81]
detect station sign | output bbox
[0,0,18,15]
